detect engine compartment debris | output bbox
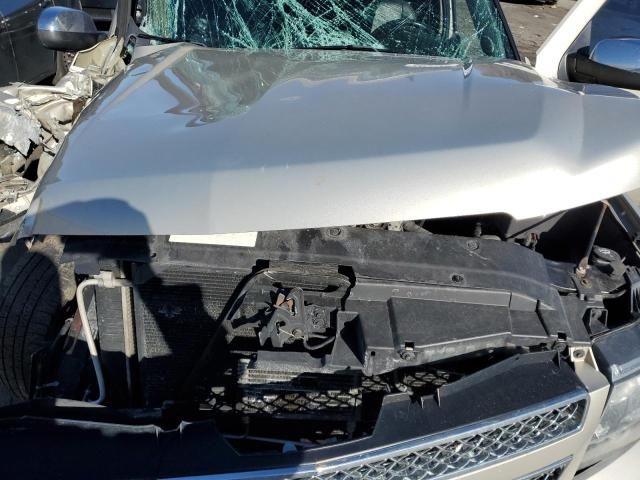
[24,203,639,452]
[0,37,125,237]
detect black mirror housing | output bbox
[567,44,640,91]
[38,6,102,52]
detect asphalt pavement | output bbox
[500,0,575,62]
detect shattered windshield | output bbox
[139,0,515,59]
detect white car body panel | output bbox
[536,0,607,80]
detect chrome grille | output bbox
[306,401,585,480]
[525,466,565,480]
[519,458,572,480]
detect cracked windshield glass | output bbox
[139,0,514,59]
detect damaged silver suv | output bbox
[1,0,640,479]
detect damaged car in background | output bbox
[0,13,124,240]
[1,0,640,479]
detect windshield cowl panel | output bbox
[140,0,515,60]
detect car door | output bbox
[81,0,117,30]
[536,0,640,92]
[0,8,20,85]
[3,0,58,83]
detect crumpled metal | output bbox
[0,175,35,214]
[0,95,40,157]
[0,36,125,225]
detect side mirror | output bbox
[591,38,640,73]
[567,38,640,91]
[38,7,103,52]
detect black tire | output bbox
[0,239,75,401]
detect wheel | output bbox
[0,238,75,401]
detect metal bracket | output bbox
[569,346,599,372]
[258,289,306,348]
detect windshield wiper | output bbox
[137,32,205,47]
[302,45,392,53]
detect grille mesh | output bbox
[207,366,457,418]
[519,458,572,480]
[525,465,566,480]
[306,401,584,480]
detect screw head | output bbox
[573,349,585,359]
[328,227,342,237]
[400,351,416,361]
[466,240,479,251]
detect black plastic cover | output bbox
[567,50,640,91]
[0,352,586,479]
[593,321,640,383]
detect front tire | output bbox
[0,238,75,400]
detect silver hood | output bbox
[21,45,640,236]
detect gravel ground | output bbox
[500,0,575,62]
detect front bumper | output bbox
[168,353,607,480]
[577,440,640,479]
[0,353,613,479]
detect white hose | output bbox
[76,272,133,404]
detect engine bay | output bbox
[25,200,640,454]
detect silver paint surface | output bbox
[22,45,640,236]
